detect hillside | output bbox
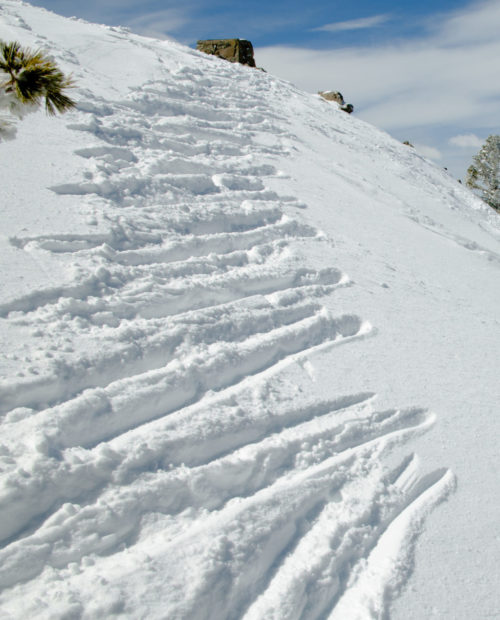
[0,2,499,618]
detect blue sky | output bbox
[27,0,500,179]
[26,0,472,47]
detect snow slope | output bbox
[0,2,499,618]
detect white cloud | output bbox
[449,133,484,148]
[313,14,390,33]
[414,144,443,160]
[434,0,500,44]
[255,38,500,129]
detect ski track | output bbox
[0,13,454,619]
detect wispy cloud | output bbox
[313,14,391,33]
[449,134,484,148]
[30,0,194,40]
[414,144,442,161]
[124,9,189,39]
[432,0,500,44]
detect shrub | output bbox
[0,41,75,138]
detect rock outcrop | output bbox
[318,91,354,114]
[197,39,256,67]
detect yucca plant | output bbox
[0,41,75,115]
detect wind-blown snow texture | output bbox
[0,2,499,619]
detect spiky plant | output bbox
[0,41,75,115]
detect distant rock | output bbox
[318,91,344,104]
[318,90,354,114]
[197,39,256,67]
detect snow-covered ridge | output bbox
[0,2,499,619]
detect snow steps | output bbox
[0,396,450,598]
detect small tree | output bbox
[466,135,500,211]
[0,41,75,139]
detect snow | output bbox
[0,2,499,618]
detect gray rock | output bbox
[318,91,345,104]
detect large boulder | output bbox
[196,39,256,67]
[318,90,344,104]
[318,90,354,114]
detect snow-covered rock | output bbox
[0,2,499,618]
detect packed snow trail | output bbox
[3,2,499,618]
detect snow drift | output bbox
[0,2,499,618]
